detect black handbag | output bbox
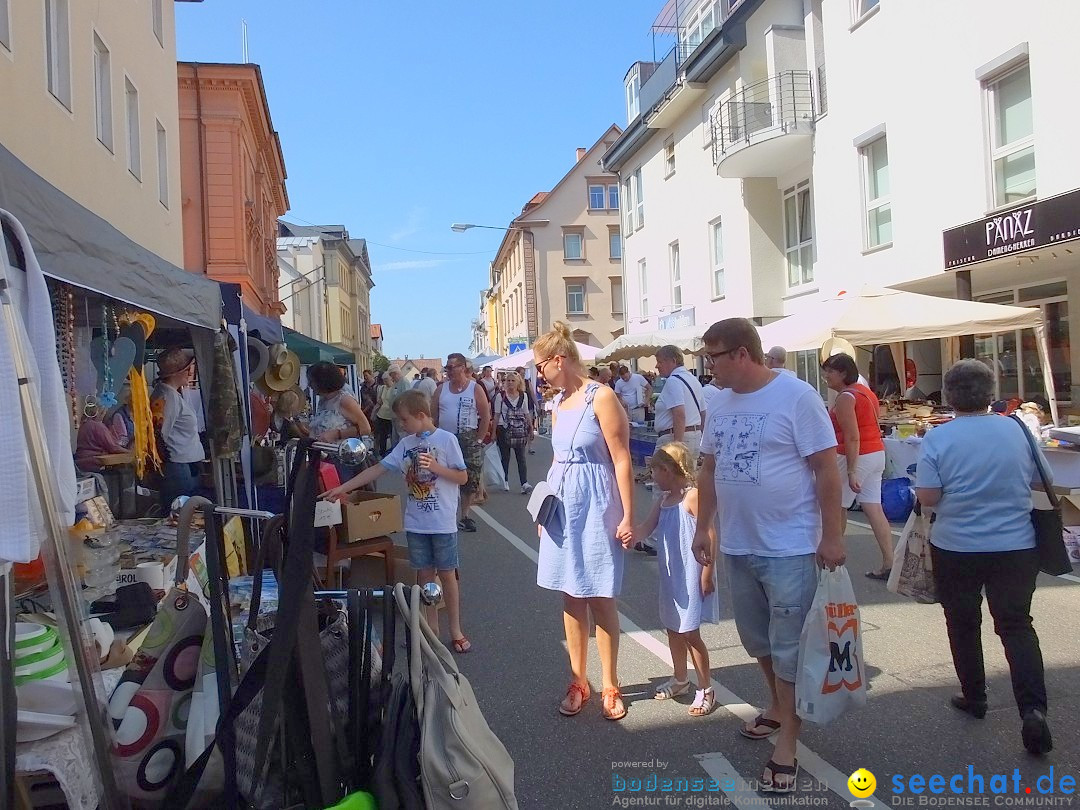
[1010,414,1073,576]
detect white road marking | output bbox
[473,505,888,809]
[695,752,779,809]
[847,519,1080,584]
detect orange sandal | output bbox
[451,636,472,654]
[602,687,627,721]
[559,682,591,716]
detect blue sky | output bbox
[176,0,667,360]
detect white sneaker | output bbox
[521,483,533,494]
[502,481,510,492]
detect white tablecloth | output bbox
[16,668,123,810]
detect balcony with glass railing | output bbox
[710,70,816,178]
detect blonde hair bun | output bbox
[533,321,581,366]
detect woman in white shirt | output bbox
[151,347,205,508]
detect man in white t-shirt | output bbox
[614,365,651,423]
[766,346,797,376]
[653,345,705,462]
[692,318,844,793]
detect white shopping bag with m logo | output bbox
[795,566,868,725]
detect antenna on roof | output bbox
[241,19,249,63]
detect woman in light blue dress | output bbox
[533,323,634,721]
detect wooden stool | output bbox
[324,526,394,588]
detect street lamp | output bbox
[450,220,549,233]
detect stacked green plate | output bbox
[14,623,67,685]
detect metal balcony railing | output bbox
[711,71,815,165]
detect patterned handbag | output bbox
[107,498,211,805]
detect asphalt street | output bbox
[380,435,1080,810]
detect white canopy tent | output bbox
[595,324,705,363]
[487,341,600,371]
[755,286,1058,424]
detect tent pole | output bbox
[1033,322,1059,426]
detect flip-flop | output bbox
[760,758,799,793]
[865,570,890,581]
[451,636,472,654]
[739,714,781,740]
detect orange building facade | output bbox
[178,62,288,316]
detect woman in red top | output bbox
[822,353,893,580]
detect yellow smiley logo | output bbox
[848,768,876,798]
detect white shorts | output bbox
[838,450,886,508]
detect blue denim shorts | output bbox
[406,532,459,571]
[723,552,818,683]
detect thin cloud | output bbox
[379,258,449,271]
[389,206,426,243]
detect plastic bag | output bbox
[795,566,868,725]
[482,443,507,490]
[887,506,937,603]
[881,477,914,522]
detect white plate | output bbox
[14,622,50,645]
[17,680,79,716]
[16,709,77,743]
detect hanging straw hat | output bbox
[264,350,301,391]
[820,336,857,364]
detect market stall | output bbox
[487,340,600,371]
[595,324,704,363]
[755,286,1059,425]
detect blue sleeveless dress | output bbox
[655,494,719,632]
[537,383,625,598]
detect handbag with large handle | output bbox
[167,442,354,809]
[1010,414,1073,575]
[107,497,218,805]
[396,582,519,809]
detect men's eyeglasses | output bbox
[703,347,741,366]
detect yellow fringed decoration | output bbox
[119,312,160,479]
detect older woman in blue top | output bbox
[915,359,1051,756]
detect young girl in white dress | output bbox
[634,442,719,716]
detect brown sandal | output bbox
[602,687,627,721]
[559,682,591,716]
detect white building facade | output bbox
[605,0,1080,408]
[277,235,328,343]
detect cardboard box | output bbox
[340,491,403,542]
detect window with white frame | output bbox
[45,0,71,108]
[851,0,879,23]
[795,350,829,398]
[664,138,676,178]
[783,181,814,287]
[626,66,641,122]
[711,219,725,297]
[986,64,1036,208]
[681,0,720,54]
[670,242,682,308]
[517,283,523,324]
[563,230,584,260]
[633,167,644,230]
[566,281,586,314]
[608,227,621,260]
[608,184,619,210]
[156,120,169,207]
[611,277,624,315]
[93,33,113,151]
[639,259,648,317]
[860,136,891,248]
[125,78,141,179]
[151,0,164,45]
[702,96,717,147]
[623,178,634,233]
[589,184,605,210]
[0,0,11,50]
